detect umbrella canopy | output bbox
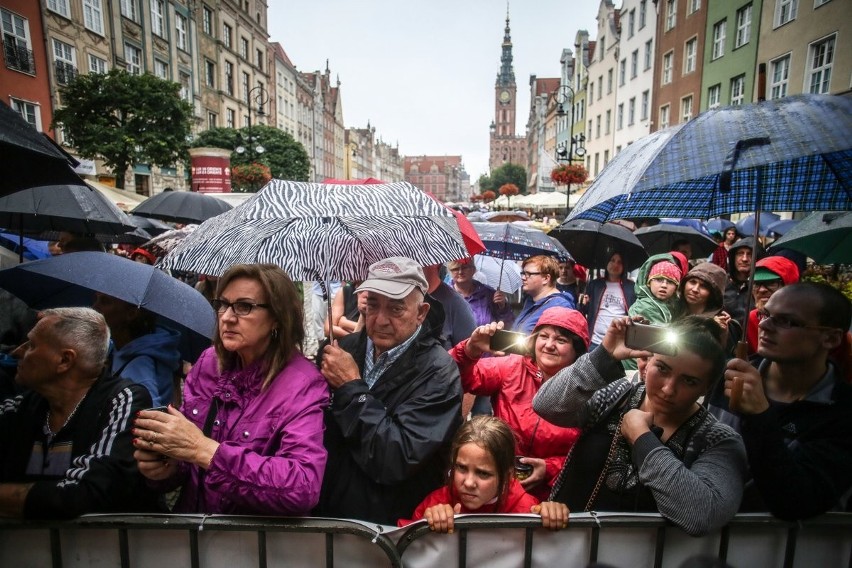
[0,100,83,197]
[141,224,199,257]
[132,190,233,224]
[128,214,173,235]
[633,223,718,258]
[472,254,522,294]
[0,232,51,261]
[567,94,852,223]
[0,183,137,236]
[0,251,216,358]
[705,218,736,235]
[159,180,476,281]
[735,212,781,236]
[471,222,567,262]
[550,219,648,271]
[482,210,529,222]
[764,218,799,238]
[769,211,851,264]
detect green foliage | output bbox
[192,124,310,191]
[802,265,852,301]
[479,163,527,195]
[51,69,193,189]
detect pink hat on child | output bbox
[648,261,682,285]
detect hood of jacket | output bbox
[112,325,182,372]
[755,255,800,285]
[634,253,682,302]
[679,262,728,313]
[727,237,765,280]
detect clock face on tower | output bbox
[499,90,511,104]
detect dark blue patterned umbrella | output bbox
[471,222,569,262]
[159,180,473,281]
[567,94,852,223]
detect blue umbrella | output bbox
[567,94,852,223]
[764,218,799,237]
[659,218,711,236]
[706,218,736,235]
[471,222,567,261]
[0,251,215,359]
[0,232,51,260]
[735,212,781,236]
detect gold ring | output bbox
[148,439,155,448]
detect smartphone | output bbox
[146,406,170,413]
[624,323,678,356]
[489,330,529,355]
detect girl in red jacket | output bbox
[399,416,568,533]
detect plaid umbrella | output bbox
[567,94,852,223]
[159,180,475,281]
[769,211,851,264]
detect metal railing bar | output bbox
[190,529,200,568]
[257,530,267,568]
[325,532,333,568]
[50,527,62,568]
[718,525,730,562]
[589,526,599,563]
[653,526,666,568]
[783,525,798,568]
[523,527,533,568]
[459,528,468,566]
[119,528,130,568]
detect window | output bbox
[120,0,137,21]
[256,48,263,70]
[644,40,653,70]
[684,38,697,74]
[814,0,831,5]
[242,72,250,103]
[151,0,164,37]
[607,69,613,93]
[240,37,249,59]
[83,0,104,35]
[48,0,71,18]
[205,59,215,87]
[11,98,40,129]
[597,76,602,99]
[617,103,624,130]
[769,54,790,99]
[707,84,721,108]
[599,37,606,60]
[179,72,191,102]
[689,0,701,14]
[775,0,797,27]
[639,0,647,29]
[223,23,232,48]
[712,21,726,60]
[604,150,610,166]
[589,82,594,103]
[807,35,835,94]
[662,51,673,84]
[619,59,626,86]
[605,110,611,134]
[665,0,677,30]
[207,111,217,129]
[88,53,108,73]
[630,50,638,78]
[202,5,212,35]
[659,104,670,129]
[588,120,592,140]
[225,61,234,95]
[52,38,76,85]
[628,97,636,125]
[641,90,649,120]
[628,10,635,37]
[227,108,235,128]
[681,95,693,122]
[595,115,601,138]
[735,4,752,48]
[124,43,141,74]
[2,9,34,73]
[176,14,187,50]
[730,75,745,105]
[594,153,600,176]
[154,59,168,79]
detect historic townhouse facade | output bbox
[404,155,466,202]
[613,0,655,152]
[585,0,619,178]
[271,42,297,137]
[525,75,560,194]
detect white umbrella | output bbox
[473,254,522,293]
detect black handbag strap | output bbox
[195,398,219,512]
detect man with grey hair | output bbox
[316,256,462,524]
[0,307,159,518]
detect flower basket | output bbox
[551,163,588,186]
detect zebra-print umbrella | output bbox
[159,180,474,281]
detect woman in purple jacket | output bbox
[133,264,329,515]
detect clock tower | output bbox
[489,7,526,173]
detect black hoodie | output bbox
[723,237,765,324]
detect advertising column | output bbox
[189,147,232,193]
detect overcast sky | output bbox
[267,1,602,180]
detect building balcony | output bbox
[3,40,35,74]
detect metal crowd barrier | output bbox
[1,512,850,568]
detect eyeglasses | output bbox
[211,299,270,316]
[754,280,782,292]
[449,266,473,273]
[520,271,542,278]
[756,309,837,331]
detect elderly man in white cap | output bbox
[315,256,462,525]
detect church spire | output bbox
[497,3,515,87]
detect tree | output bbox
[491,163,527,193]
[192,125,310,191]
[52,69,193,189]
[477,173,495,193]
[499,183,519,208]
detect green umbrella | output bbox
[769,211,851,264]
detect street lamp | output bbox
[235,85,269,160]
[551,84,586,210]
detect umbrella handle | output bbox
[497,257,505,290]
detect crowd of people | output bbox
[0,224,850,541]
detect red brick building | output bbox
[404,155,463,202]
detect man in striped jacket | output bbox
[0,308,160,518]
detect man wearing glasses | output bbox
[744,256,800,354]
[711,282,852,520]
[512,255,576,334]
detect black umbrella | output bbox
[0,100,83,196]
[634,224,718,258]
[132,191,233,224]
[128,214,173,235]
[550,219,648,271]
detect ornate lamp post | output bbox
[235,85,270,161]
[551,84,586,210]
